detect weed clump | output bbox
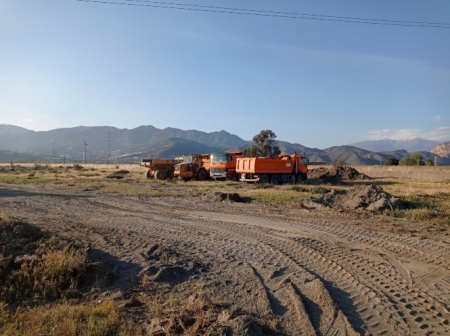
[0,300,140,336]
[0,214,90,306]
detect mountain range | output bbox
[350,138,441,152]
[0,124,448,165]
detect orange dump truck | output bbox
[236,153,308,184]
[173,153,211,181]
[209,151,243,181]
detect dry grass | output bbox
[0,300,141,336]
[0,214,141,335]
[347,179,450,226]
[0,213,95,305]
[2,166,449,228]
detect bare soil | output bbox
[1,182,450,335]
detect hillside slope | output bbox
[431,141,450,158]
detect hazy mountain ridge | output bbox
[0,125,448,165]
[350,138,441,152]
[0,125,248,161]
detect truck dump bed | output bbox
[236,156,297,174]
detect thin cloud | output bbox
[23,119,33,122]
[434,115,442,122]
[366,127,450,142]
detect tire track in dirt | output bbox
[2,189,450,335]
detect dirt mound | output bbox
[206,309,265,336]
[311,185,400,212]
[203,192,242,203]
[106,170,130,179]
[308,165,371,184]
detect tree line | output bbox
[385,153,435,166]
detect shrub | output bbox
[312,186,331,194]
[385,157,399,166]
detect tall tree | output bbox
[244,129,280,157]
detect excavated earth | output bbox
[307,185,401,213]
[1,183,450,335]
[308,166,372,184]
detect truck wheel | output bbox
[143,168,151,179]
[297,174,304,184]
[270,174,280,185]
[155,169,167,180]
[166,169,173,180]
[197,169,207,181]
[166,169,174,180]
[259,174,269,184]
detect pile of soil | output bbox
[308,165,371,184]
[106,170,130,179]
[203,192,242,203]
[310,185,400,213]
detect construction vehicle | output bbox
[210,151,243,181]
[236,153,308,184]
[173,154,211,181]
[141,158,182,180]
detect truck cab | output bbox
[210,151,243,181]
[174,154,210,181]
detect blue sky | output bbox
[1,0,449,148]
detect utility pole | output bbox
[63,155,66,164]
[106,130,112,164]
[82,141,88,164]
[435,156,437,166]
[53,148,56,163]
[15,149,17,161]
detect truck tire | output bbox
[143,168,151,179]
[297,174,304,184]
[270,174,280,185]
[166,169,174,180]
[259,174,269,184]
[154,169,167,180]
[197,169,207,181]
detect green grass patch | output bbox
[385,193,450,225]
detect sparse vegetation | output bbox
[0,213,141,336]
[0,300,140,336]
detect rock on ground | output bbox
[203,192,242,203]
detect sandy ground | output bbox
[1,183,450,336]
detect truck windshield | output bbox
[183,156,193,163]
[211,155,227,163]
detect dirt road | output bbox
[1,184,449,335]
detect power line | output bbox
[74,0,450,29]
[126,0,450,27]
